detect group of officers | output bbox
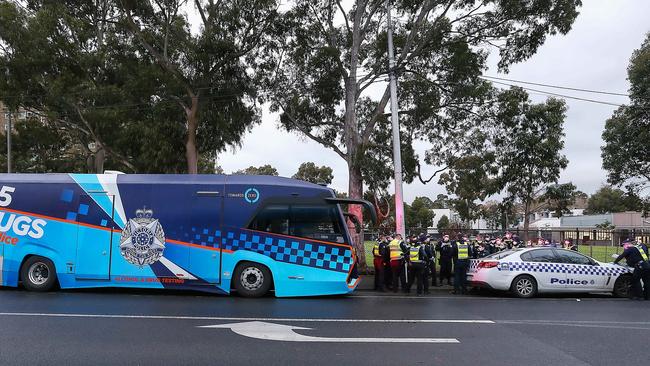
[372,231,578,295]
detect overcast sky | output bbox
[215,0,650,202]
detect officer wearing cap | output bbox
[407,238,430,295]
[452,234,473,294]
[614,238,650,300]
[372,235,389,291]
[388,234,409,293]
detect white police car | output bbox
[467,247,632,298]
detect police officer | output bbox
[452,235,472,294]
[614,238,650,300]
[436,234,454,286]
[424,236,437,287]
[474,235,487,258]
[407,239,430,295]
[503,232,515,250]
[388,234,409,293]
[382,235,393,289]
[372,235,389,291]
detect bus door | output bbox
[188,191,223,284]
[75,192,114,280]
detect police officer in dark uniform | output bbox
[407,239,430,295]
[436,234,454,286]
[614,238,650,300]
[452,235,472,294]
[372,235,389,291]
[503,232,515,250]
[474,235,487,258]
[424,236,437,287]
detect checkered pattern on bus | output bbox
[220,229,352,273]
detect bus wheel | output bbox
[21,256,58,292]
[234,262,272,298]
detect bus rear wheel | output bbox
[234,262,272,298]
[21,256,57,292]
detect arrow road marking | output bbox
[199,321,460,343]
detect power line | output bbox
[480,75,629,97]
[488,80,624,107]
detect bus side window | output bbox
[249,204,344,244]
[249,205,290,235]
[290,205,343,243]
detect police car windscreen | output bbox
[486,249,521,260]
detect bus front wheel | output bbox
[233,262,272,298]
[21,256,58,292]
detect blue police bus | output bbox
[0,173,375,297]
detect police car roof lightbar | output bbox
[324,197,378,224]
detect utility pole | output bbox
[386,0,405,237]
[6,110,11,173]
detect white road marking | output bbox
[497,320,650,331]
[0,312,494,324]
[199,321,460,343]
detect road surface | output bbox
[0,288,645,365]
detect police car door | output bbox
[521,248,566,291]
[554,249,602,291]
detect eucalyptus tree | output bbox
[264,0,582,260]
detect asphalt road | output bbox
[0,287,647,366]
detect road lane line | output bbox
[0,312,494,324]
[497,320,650,331]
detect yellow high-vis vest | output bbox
[409,246,423,263]
[457,243,469,259]
[389,239,402,260]
[636,245,649,262]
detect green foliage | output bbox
[436,214,450,233]
[0,118,86,173]
[542,182,578,218]
[595,220,616,230]
[405,196,435,229]
[494,87,569,230]
[586,185,644,214]
[234,164,279,176]
[0,0,275,174]
[602,34,650,192]
[292,162,333,184]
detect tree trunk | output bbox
[523,200,531,241]
[94,147,105,173]
[348,162,367,272]
[185,96,199,174]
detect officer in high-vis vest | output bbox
[452,235,472,295]
[389,234,408,293]
[614,238,650,300]
[407,240,430,295]
[372,235,389,291]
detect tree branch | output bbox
[279,104,347,160]
[416,160,448,184]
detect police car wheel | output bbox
[21,256,57,292]
[511,275,537,298]
[234,262,272,298]
[613,275,631,298]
